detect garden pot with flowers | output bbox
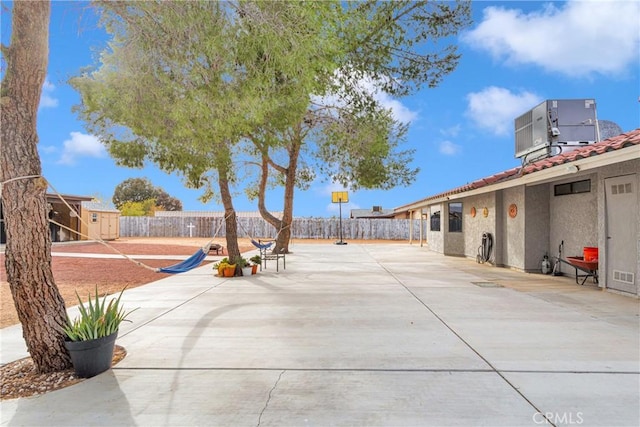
[250,255,261,274]
[63,286,136,378]
[238,257,252,276]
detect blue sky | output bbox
[2,1,639,217]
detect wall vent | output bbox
[613,270,635,285]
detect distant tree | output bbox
[112,178,156,208]
[119,199,156,217]
[0,0,72,372]
[112,177,182,211]
[155,190,182,211]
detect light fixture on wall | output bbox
[566,164,579,174]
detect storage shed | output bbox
[0,193,93,244]
[80,201,120,241]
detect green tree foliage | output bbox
[248,1,471,252]
[71,0,341,262]
[155,190,182,212]
[112,177,182,211]
[118,199,157,217]
[71,0,471,254]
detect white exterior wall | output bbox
[501,186,526,270]
[462,193,498,262]
[524,184,551,272]
[549,172,598,263]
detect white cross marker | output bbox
[187,223,195,238]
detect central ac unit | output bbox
[515,99,598,161]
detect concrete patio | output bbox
[1,243,639,426]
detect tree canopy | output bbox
[112,177,182,213]
[71,0,472,253]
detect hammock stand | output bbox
[253,240,285,272]
[235,219,288,272]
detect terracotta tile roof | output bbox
[398,128,640,207]
[522,128,640,174]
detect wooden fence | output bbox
[120,217,425,240]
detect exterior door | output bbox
[605,174,638,294]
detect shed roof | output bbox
[395,128,640,210]
[46,193,93,204]
[82,201,120,213]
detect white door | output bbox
[605,174,638,294]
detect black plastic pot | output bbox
[64,331,118,378]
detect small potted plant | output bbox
[63,286,137,378]
[237,257,252,276]
[214,258,232,276]
[250,255,261,274]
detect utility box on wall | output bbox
[515,99,598,161]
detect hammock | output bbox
[2,174,231,275]
[251,239,273,250]
[157,246,210,274]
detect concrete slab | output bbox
[2,243,639,426]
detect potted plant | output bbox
[214,258,232,276]
[237,257,252,276]
[250,255,261,274]
[63,286,136,378]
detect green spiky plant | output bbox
[63,286,137,342]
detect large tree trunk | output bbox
[217,163,240,266]
[0,1,72,372]
[256,155,284,245]
[274,139,300,254]
[256,132,302,255]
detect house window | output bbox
[449,202,462,232]
[554,179,591,196]
[91,213,98,223]
[430,210,441,231]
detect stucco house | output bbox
[395,128,640,297]
[350,206,395,219]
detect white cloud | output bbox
[439,125,461,138]
[58,132,106,165]
[357,78,418,123]
[40,145,58,154]
[326,201,360,214]
[462,1,640,77]
[39,79,59,109]
[465,86,542,136]
[439,140,461,156]
[312,72,418,124]
[319,181,350,197]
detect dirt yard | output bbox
[0,237,404,328]
[0,237,247,328]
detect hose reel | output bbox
[477,232,493,264]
